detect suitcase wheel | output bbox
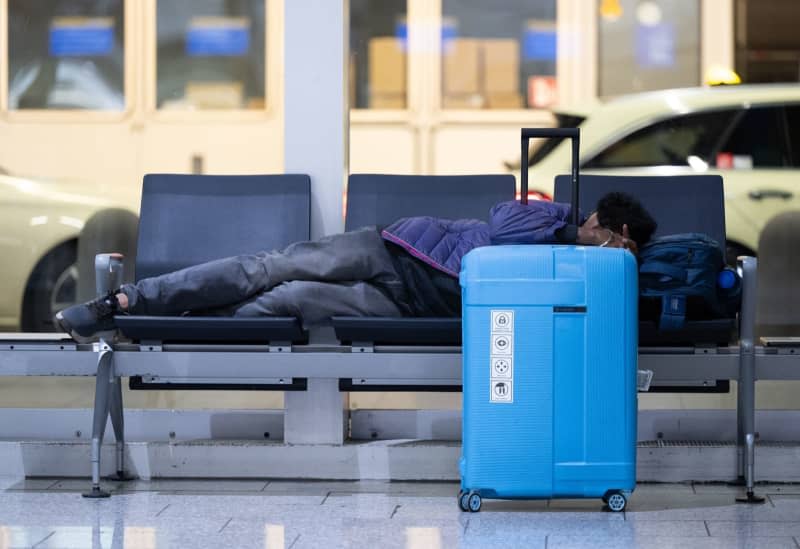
[605,491,627,512]
[457,490,470,512]
[467,491,482,513]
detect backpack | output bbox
[638,233,739,331]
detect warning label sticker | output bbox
[491,357,512,378]
[490,309,515,403]
[491,310,514,332]
[490,379,513,402]
[491,334,513,355]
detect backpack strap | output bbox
[660,294,687,331]
[640,262,688,283]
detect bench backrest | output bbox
[135,174,310,281]
[345,174,516,231]
[554,174,726,249]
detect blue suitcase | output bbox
[458,128,638,512]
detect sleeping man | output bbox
[56,192,656,340]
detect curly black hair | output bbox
[595,192,657,248]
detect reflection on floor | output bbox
[1,478,799,548]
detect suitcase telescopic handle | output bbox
[520,127,580,225]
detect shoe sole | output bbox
[54,312,96,344]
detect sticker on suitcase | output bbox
[490,309,514,403]
[490,380,513,402]
[491,310,514,332]
[491,334,513,355]
[491,357,512,378]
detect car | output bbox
[0,171,138,332]
[516,84,800,263]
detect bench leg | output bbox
[734,376,745,485]
[107,375,135,481]
[735,257,765,504]
[284,378,348,445]
[736,349,764,504]
[83,343,114,498]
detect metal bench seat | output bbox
[116,173,311,346]
[115,316,306,344]
[330,173,515,347]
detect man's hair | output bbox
[595,192,657,248]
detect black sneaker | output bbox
[55,292,122,341]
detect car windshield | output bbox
[584,109,740,168]
[527,113,586,167]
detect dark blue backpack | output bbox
[638,233,739,330]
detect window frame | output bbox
[146,0,274,123]
[0,0,136,122]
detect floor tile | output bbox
[120,478,270,493]
[707,521,800,537]
[0,526,54,548]
[0,477,60,491]
[547,535,798,549]
[770,494,800,507]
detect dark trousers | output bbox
[122,228,408,327]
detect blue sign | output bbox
[395,21,457,51]
[635,23,675,68]
[187,24,250,57]
[49,19,114,57]
[523,27,556,62]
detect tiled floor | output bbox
[1,477,799,548]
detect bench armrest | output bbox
[737,256,757,345]
[94,253,125,297]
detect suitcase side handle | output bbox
[520,127,580,225]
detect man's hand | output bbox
[602,224,638,254]
[577,225,611,246]
[620,224,638,254]
[577,224,638,254]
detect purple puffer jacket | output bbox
[381,200,583,277]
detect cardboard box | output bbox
[442,38,481,95]
[185,81,244,109]
[370,93,405,109]
[486,91,523,109]
[482,39,519,94]
[368,37,406,95]
[443,93,484,109]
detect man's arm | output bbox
[489,201,573,244]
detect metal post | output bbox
[108,375,134,481]
[735,256,765,504]
[83,341,113,498]
[83,253,128,496]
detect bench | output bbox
[1,171,798,503]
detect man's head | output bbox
[582,192,657,250]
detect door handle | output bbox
[748,189,793,201]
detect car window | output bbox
[584,109,738,169]
[781,105,800,167]
[715,106,790,168]
[528,113,586,167]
